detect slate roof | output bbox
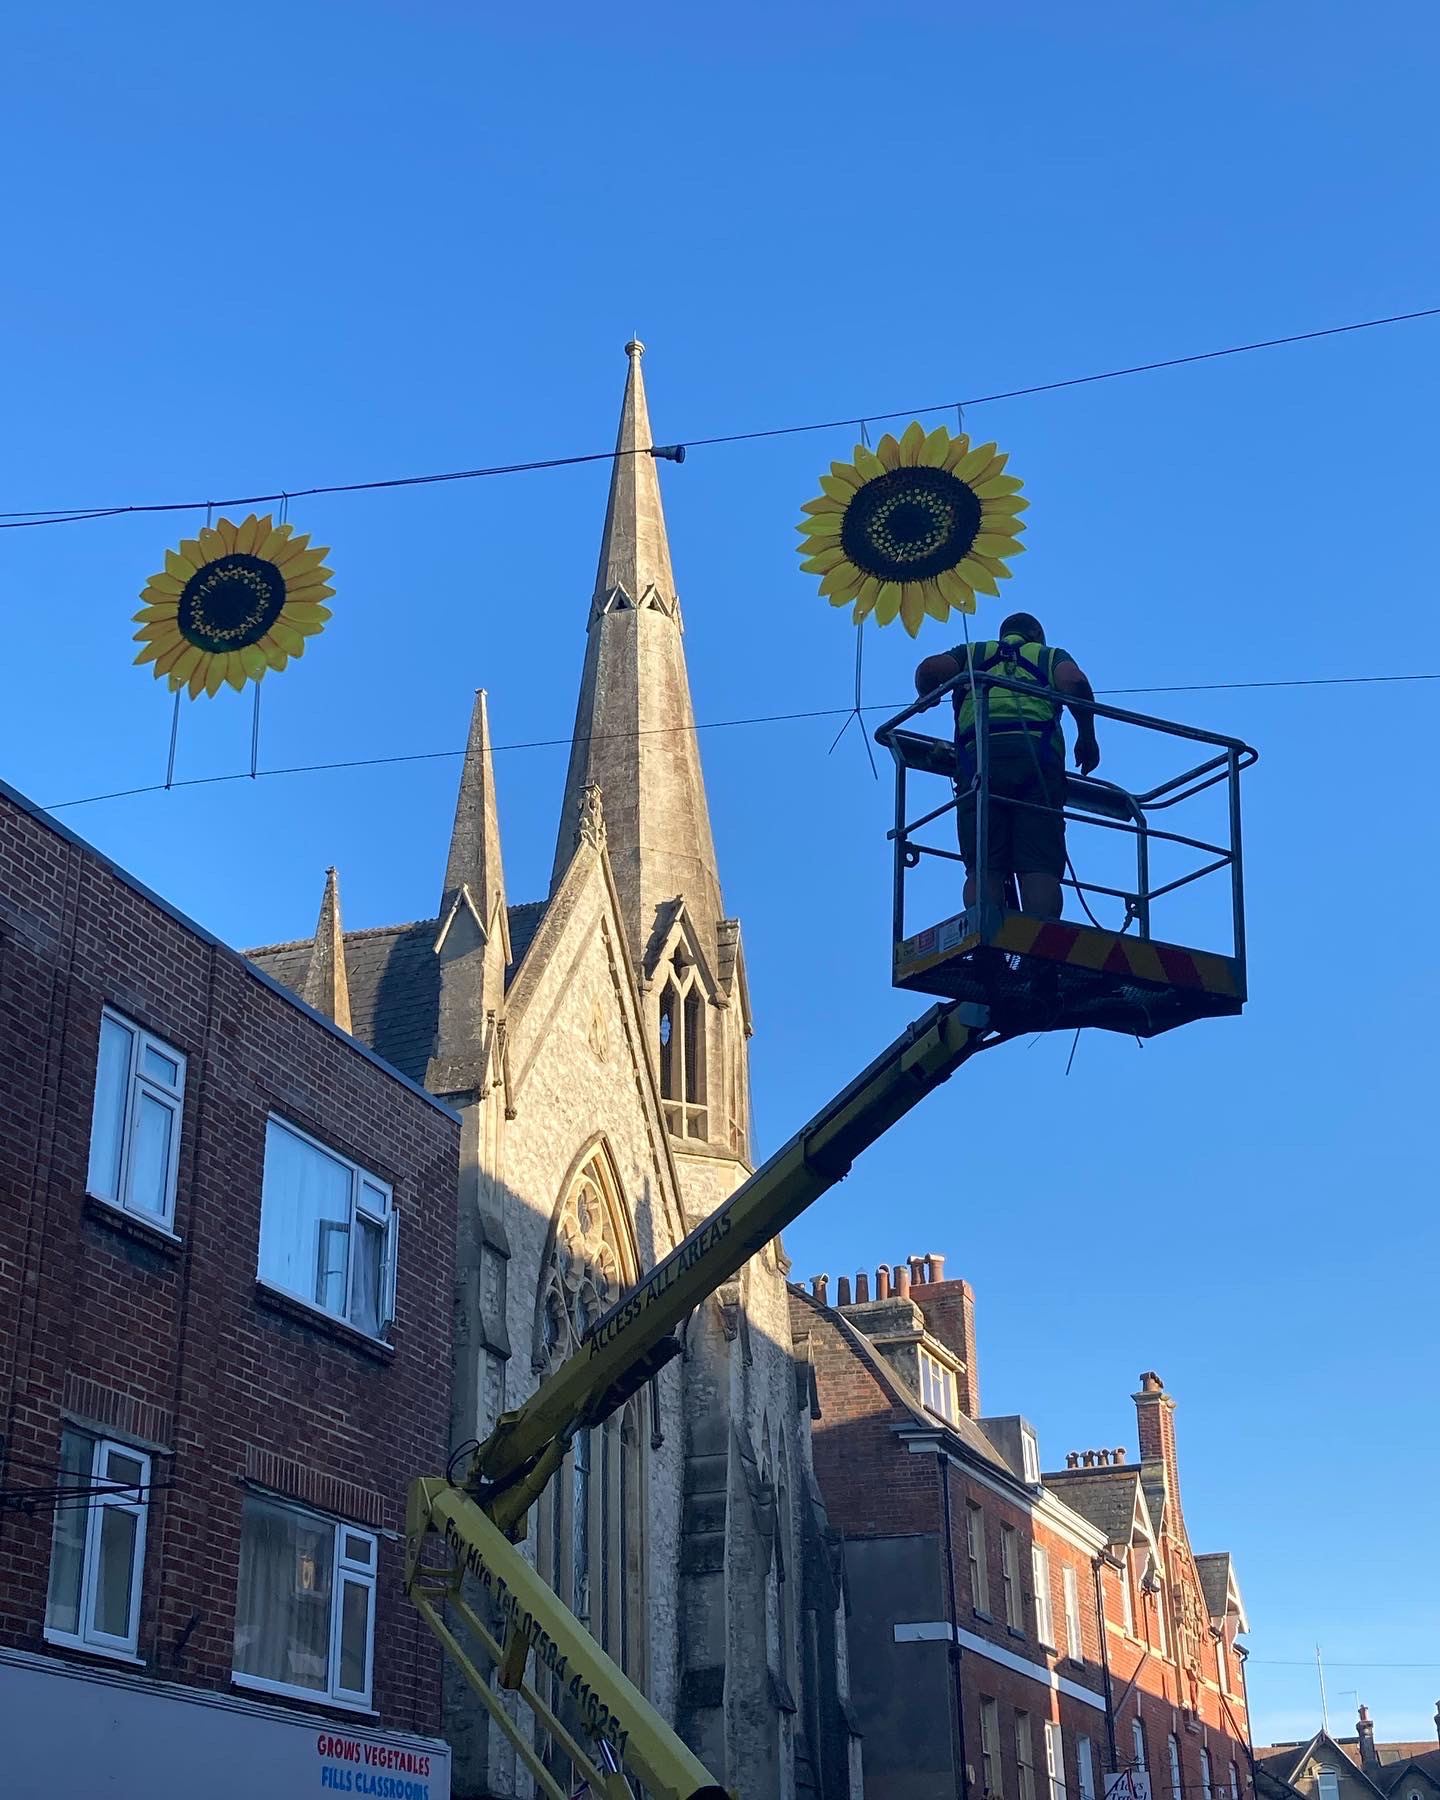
[247,899,548,1089]
[1041,1466,1140,1543]
[1194,1551,1234,1617]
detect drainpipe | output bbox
[940,1456,971,1800]
[1092,1553,1120,1774]
[1235,1646,1258,1794]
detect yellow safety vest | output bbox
[955,634,1064,762]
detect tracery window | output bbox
[534,1156,645,1716]
[658,949,707,1140]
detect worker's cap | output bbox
[1000,611,1046,643]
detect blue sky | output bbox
[4,0,1438,1748]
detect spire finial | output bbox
[303,865,352,1034]
[625,337,644,358]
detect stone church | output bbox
[250,344,862,1799]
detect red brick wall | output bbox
[0,786,459,1735]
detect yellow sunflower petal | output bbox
[854,575,883,619]
[283,544,332,577]
[133,642,165,667]
[898,421,927,466]
[919,427,951,468]
[873,581,903,625]
[959,558,1001,598]
[801,495,846,516]
[978,511,1026,537]
[899,585,925,636]
[818,565,861,600]
[283,602,332,624]
[178,536,207,567]
[975,537,1026,562]
[187,660,209,699]
[283,582,335,605]
[819,473,858,502]
[256,523,294,561]
[133,620,181,641]
[239,644,269,680]
[170,645,203,687]
[154,638,191,677]
[269,620,305,656]
[273,531,312,565]
[142,571,184,597]
[943,434,973,470]
[981,495,1030,517]
[164,549,197,581]
[258,635,289,672]
[923,586,950,621]
[212,517,238,553]
[936,569,975,611]
[852,444,885,481]
[971,451,1010,486]
[220,652,247,692]
[231,515,262,556]
[133,603,178,623]
[283,613,327,638]
[976,475,1024,497]
[196,526,230,564]
[799,546,850,575]
[827,460,864,492]
[953,441,998,481]
[875,433,902,471]
[203,658,227,698]
[797,515,842,539]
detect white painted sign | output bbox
[0,1648,452,1800]
[1105,1771,1153,1800]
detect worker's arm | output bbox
[914,651,963,705]
[1053,658,1101,775]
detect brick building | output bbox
[1256,1704,1440,1800]
[790,1255,1254,1800]
[0,776,460,1798]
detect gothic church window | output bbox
[658,949,707,1140]
[533,1153,645,1781]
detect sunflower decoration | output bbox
[796,421,1027,637]
[132,513,333,697]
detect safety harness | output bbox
[954,632,1064,770]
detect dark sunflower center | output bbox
[178,554,286,653]
[840,465,983,583]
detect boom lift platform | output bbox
[404,680,1256,1800]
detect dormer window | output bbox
[1021,1424,1041,1484]
[919,1349,957,1422]
[659,949,707,1140]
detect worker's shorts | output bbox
[955,741,1065,878]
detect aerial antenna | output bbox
[1317,1644,1330,1735]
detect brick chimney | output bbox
[1357,1706,1379,1772]
[1133,1371,1182,1511]
[911,1260,981,1418]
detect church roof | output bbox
[247,900,546,1087]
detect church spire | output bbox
[551,341,724,976]
[440,688,510,965]
[302,866,352,1034]
[593,338,678,612]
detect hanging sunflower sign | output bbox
[133,513,333,697]
[796,421,1027,637]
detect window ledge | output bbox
[1038,1638,1058,1653]
[231,1672,378,1718]
[253,1282,395,1361]
[972,1607,994,1624]
[83,1193,183,1256]
[1066,1655,1086,1670]
[43,1629,146,1668]
[1006,1625,1026,1641]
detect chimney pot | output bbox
[1097,1449,1111,1466]
[814,1274,830,1304]
[894,1264,911,1298]
[1066,1452,1080,1469]
[1139,1370,1164,1393]
[929,1252,946,1282]
[875,1265,890,1300]
[909,1255,926,1285]
[837,1275,852,1307]
[1082,1450,1096,1468]
[1113,1447,1127,1464]
[855,1270,870,1303]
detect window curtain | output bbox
[234,1497,333,1692]
[259,1124,352,1310]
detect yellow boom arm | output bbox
[406,999,997,1796]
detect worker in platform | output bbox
[914,612,1100,922]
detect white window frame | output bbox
[920,1348,957,1423]
[232,1494,377,1710]
[1230,1763,1243,1800]
[981,1697,1001,1796]
[87,1008,186,1229]
[1118,1548,1135,1635]
[1315,1773,1338,1800]
[1021,1426,1041,1484]
[259,1117,398,1339]
[1215,1629,1230,1694]
[1168,1733,1184,1800]
[45,1430,150,1659]
[1132,1718,1148,1772]
[1200,1748,1214,1800]
[1001,1524,1022,1630]
[967,1500,990,1613]
[1032,1545,1054,1646]
[1062,1563,1082,1659]
[1078,1738,1096,1800]
[1044,1721,1068,1800]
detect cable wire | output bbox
[38,670,1440,812]
[4,305,1437,532]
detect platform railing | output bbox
[874,671,1257,972]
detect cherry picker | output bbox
[405,668,1255,1799]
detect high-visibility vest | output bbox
[955,634,1064,762]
